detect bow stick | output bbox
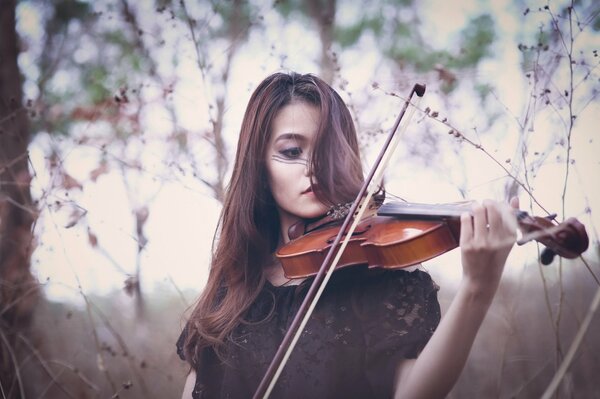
[253,83,426,399]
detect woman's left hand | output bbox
[459,198,519,297]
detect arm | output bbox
[394,199,518,399]
[181,370,196,399]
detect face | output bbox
[265,101,329,239]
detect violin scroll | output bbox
[515,212,589,265]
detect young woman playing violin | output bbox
[177,72,519,399]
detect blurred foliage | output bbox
[277,0,495,92]
[516,0,599,87]
[21,0,500,145]
[6,0,599,397]
[44,0,92,33]
[210,0,254,39]
[334,16,384,46]
[384,13,495,92]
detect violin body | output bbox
[278,216,460,278]
[276,201,589,279]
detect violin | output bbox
[277,201,590,279]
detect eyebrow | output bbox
[274,133,308,143]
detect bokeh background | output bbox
[1,0,599,397]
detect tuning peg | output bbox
[541,247,556,265]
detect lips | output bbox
[302,183,320,194]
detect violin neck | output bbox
[378,201,533,223]
[377,201,472,220]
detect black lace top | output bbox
[176,267,440,399]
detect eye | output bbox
[280,147,303,159]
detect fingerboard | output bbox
[377,201,472,220]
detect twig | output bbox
[14,331,94,398]
[0,194,37,216]
[0,327,26,399]
[495,263,528,396]
[44,360,100,393]
[86,300,152,397]
[0,107,27,127]
[549,0,577,375]
[518,40,563,355]
[0,283,41,317]
[377,88,553,216]
[110,381,133,399]
[0,152,29,174]
[168,275,190,309]
[509,357,553,398]
[541,283,600,399]
[43,203,119,393]
[581,256,600,287]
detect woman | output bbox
[177,72,517,398]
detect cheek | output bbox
[267,162,301,189]
[266,164,285,203]
[266,165,282,194]
[266,163,305,210]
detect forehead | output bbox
[270,101,320,143]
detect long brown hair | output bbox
[183,72,364,365]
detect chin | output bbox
[297,205,328,220]
[279,206,326,222]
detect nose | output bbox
[303,161,310,177]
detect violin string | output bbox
[384,191,408,203]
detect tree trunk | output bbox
[0,0,38,396]
[306,0,337,84]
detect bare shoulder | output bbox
[181,370,197,399]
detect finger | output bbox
[501,202,519,236]
[485,201,517,245]
[510,196,519,210]
[459,211,473,246]
[472,202,488,239]
[484,199,501,236]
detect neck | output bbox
[264,210,305,286]
[277,210,302,245]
